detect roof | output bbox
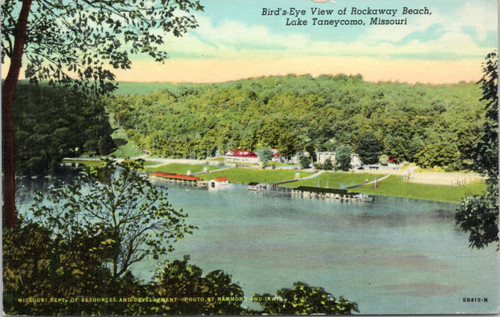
[225,150,258,158]
[214,176,229,182]
[151,172,201,181]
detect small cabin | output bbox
[208,176,230,190]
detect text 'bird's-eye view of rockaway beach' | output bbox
[1,0,499,315]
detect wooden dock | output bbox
[290,186,372,201]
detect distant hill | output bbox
[113,81,204,95]
[105,74,485,171]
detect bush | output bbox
[2,221,140,315]
[253,282,359,315]
[299,154,311,169]
[137,256,246,315]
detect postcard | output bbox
[2,0,499,315]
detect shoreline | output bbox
[61,158,487,203]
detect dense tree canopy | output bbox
[256,147,274,167]
[107,74,486,171]
[2,0,203,93]
[139,256,246,315]
[254,282,358,315]
[357,133,382,165]
[456,52,499,249]
[335,145,352,171]
[2,0,203,227]
[3,221,115,315]
[299,154,311,169]
[13,83,116,175]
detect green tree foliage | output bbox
[28,159,197,278]
[3,221,142,315]
[299,154,311,169]
[416,140,461,170]
[315,157,334,170]
[2,0,203,227]
[2,0,203,92]
[456,52,499,249]
[357,133,382,165]
[456,194,498,249]
[256,147,274,168]
[305,143,317,163]
[379,154,389,165]
[135,256,246,315]
[471,51,499,184]
[253,282,358,315]
[13,83,116,175]
[335,145,352,171]
[324,157,334,170]
[278,132,299,160]
[4,228,358,316]
[106,75,485,172]
[3,225,245,315]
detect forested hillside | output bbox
[13,83,116,175]
[107,74,486,170]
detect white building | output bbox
[224,150,260,164]
[316,152,336,164]
[315,151,362,169]
[350,153,362,169]
[208,176,230,190]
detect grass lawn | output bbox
[353,175,487,202]
[268,162,298,167]
[225,162,260,166]
[286,172,382,189]
[62,159,104,168]
[63,158,158,168]
[110,142,142,158]
[208,157,225,161]
[123,159,158,166]
[146,163,223,174]
[108,112,142,158]
[198,167,313,184]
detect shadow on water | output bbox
[16,167,81,208]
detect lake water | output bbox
[17,178,499,314]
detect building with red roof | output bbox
[151,172,201,182]
[209,175,230,190]
[224,150,260,164]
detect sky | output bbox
[3,0,498,84]
[114,0,498,84]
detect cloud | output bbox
[150,0,497,85]
[121,0,497,83]
[164,10,494,62]
[164,16,313,59]
[454,1,497,41]
[360,1,497,45]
